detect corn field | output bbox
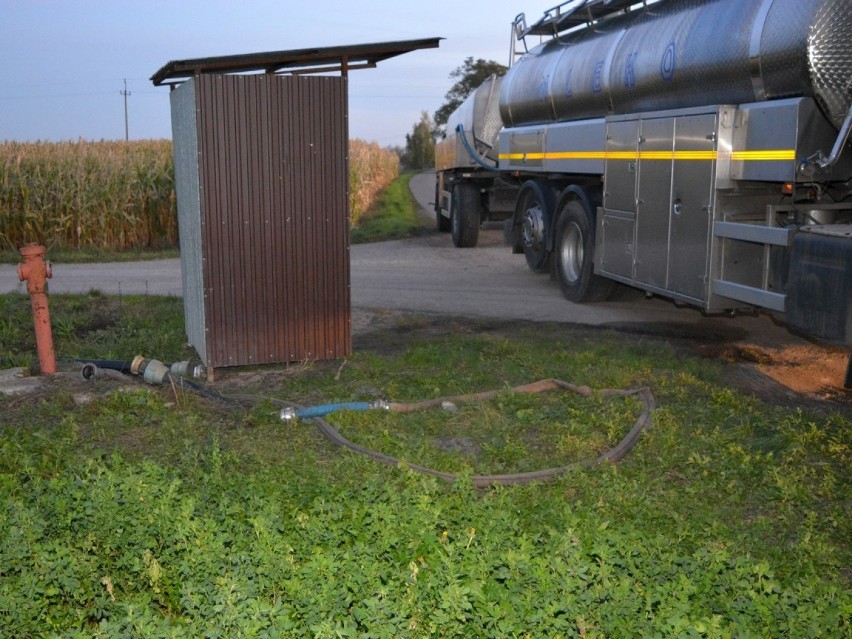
[1,139,399,251]
[348,139,400,226]
[0,140,177,251]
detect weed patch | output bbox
[350,173,426,244]
[0,297,849,636]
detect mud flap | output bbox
[786,231,852,346]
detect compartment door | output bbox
[634,117,674,288]
[668,114,716,301]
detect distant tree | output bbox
[402,111,435,170]
[433,57,508,135]
[385,144,405,161]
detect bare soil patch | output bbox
[695,341,850,403]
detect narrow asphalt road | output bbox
[0,171,807,347]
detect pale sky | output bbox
[0,0,556,146]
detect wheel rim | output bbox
[560,221,584,283]
[522,203,545,250]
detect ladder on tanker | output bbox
[511,0,655,66]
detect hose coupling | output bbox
[169,360,207,380]
[130,355,170,385]
[80,362,104,380]
[279,407,298,421]
[369,400,390,410]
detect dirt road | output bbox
[377,172,789,343]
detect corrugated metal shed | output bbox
[153,39,440,377]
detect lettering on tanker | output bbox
[660,42,676,81]
[625,52,639,88]
[593,60,604,94]
[538,73,550,103]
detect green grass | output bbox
[0,294,850,637]
[0,247,180,265]
[0,292,190,370]
[350,173,428,244]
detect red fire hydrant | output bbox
[17,243,56,375]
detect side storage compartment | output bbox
[596,106,718,305]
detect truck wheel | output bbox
[516,182,553,273]
[435,178,451,232]
[451,183,480,248]
[554,199,613,302]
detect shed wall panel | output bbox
[193,73,351,368]
[169,80,207,364]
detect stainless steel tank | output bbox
[447,74,504,163]
[500,0,852,130]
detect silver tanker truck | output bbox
[435,0,852,380]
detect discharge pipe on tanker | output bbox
[808,105,852,172]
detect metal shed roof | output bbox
[151,37,442,86]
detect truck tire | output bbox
[554,198,613,302]
[435,177,451,232]
[437,209,451,232]
[451,183,480,248]
[516,181,553,273]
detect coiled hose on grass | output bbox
[224,378,655,488]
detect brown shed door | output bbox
[195,73,351,368]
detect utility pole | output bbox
[121,79,131,141]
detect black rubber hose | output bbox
[70,359,133,374]
[166,375,244,407]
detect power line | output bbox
[0,91,115,101]
[120,79,131,141]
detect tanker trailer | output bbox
[436,0,852,361]
[434,74,517,247]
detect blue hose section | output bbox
[456,124,499,172]
[295,402,372,418]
